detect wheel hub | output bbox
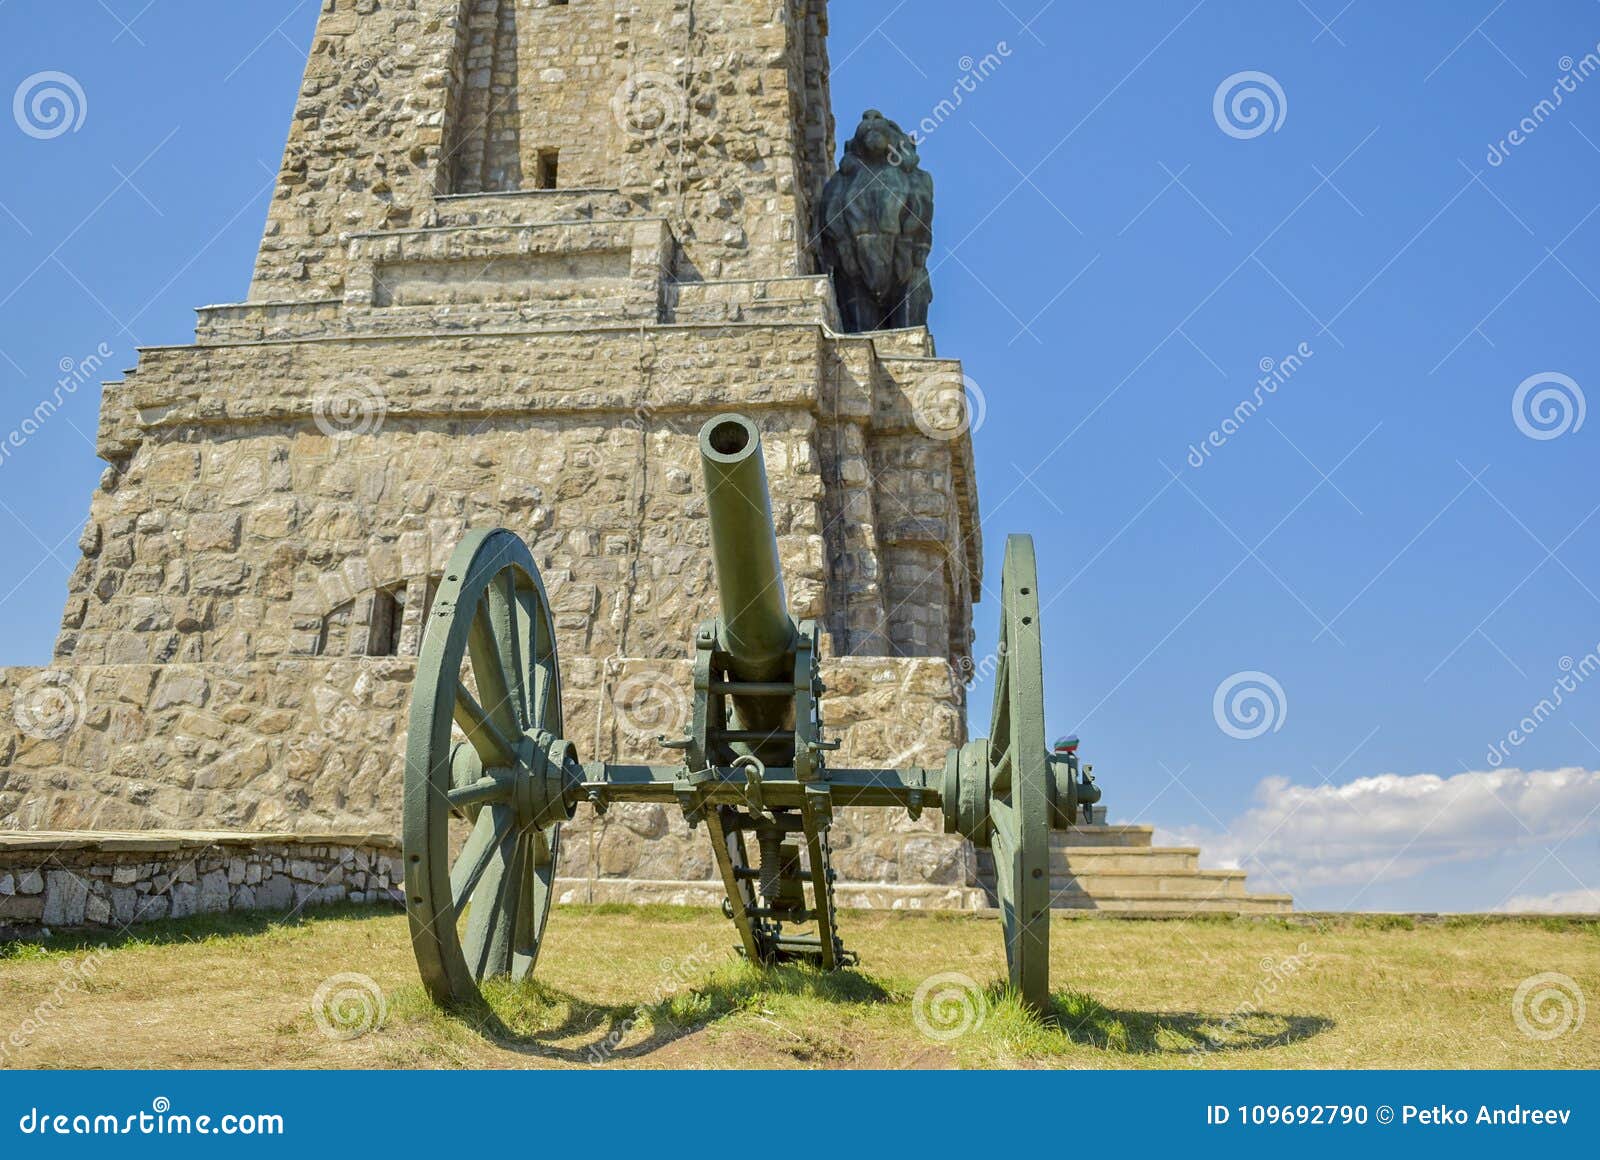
[449,731,577,831]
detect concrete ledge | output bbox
[0,830,398,853]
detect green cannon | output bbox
[698,414,801,769]
[403,413,1101,1012]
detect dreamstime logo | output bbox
[587,943,715,1065]
[912,971,987,1042]
[284,675,362,768]
[1486,645,1600,767]
[612,70,687,139]
[313,383,388,439]
[0,947,111,1066]
[13,71,87,140]
[0,342,115,472]
[1212,671,1287,740]
[353,56,397,81]
[1512,372,1585,441]
[311,973,388,1041]
[612,672,691,740]
[1187,342,1314,468]
[911,372,987,442]
[1511,972,1585,1041]
[1191,942,1318,1055]
[953,639,1008,695]
[12,671,86,741]
[892,42,1014,155]
[1212,71,1287,140]
[1487,45,1600,166]
[343,55,398,109]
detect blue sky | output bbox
[1,1,1598,911]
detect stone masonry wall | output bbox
[0,834,402,934]
[501,0,620,192]
[23,315,982,898]
[0,655,970,893]
[69,323,977,679]
[251,0,834,299]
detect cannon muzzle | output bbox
[699,414,798,682]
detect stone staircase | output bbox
[978,825,1293,916]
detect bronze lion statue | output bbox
[818,110,934,333]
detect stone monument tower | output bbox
[1,0,992,907]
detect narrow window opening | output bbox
[366,588,402,657]
[535,149,559,190]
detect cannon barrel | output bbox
[698,414,797,683]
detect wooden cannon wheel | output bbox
[987,534,1055,1013]
[403,529,571,1007]
[943,534,1057,1013]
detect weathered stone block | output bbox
[0,893,46,921]
[254,874,294,910]
[198,869,231,913]
[42,871,90,926]
[151,671,208,711]
[187,514,242,552]
[169,882,198,919]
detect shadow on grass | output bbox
[406,961,895,1065]
[0,902,401,960]
[978,988,1334,1059]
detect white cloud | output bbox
[1155,767,1600,905]
[1497,887,1600,914]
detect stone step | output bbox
[1049,847,1200,874]
[979,838,1203,870]
[1054,825,1155,848]
[977,832,1172,877]
[1049,869,1251,898]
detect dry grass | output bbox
[1,904,1594,1070]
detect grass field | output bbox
[1,904,1594,1069]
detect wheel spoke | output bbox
[487,570,529,731]
[522,587,557,731]
[991,743,1014,793]
[989,611,1011,737]
[462,824,525,980]
[513,829,556,964]
[446,776,511,811]
[453,684,518,767]
[990,641,1011,740]
[989,803,1018,950]
[529,826,554,867]
[451,805,514,916]
[511,582,539,731]
[468,593,522,743]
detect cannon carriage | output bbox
[403,413,1100,1013]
